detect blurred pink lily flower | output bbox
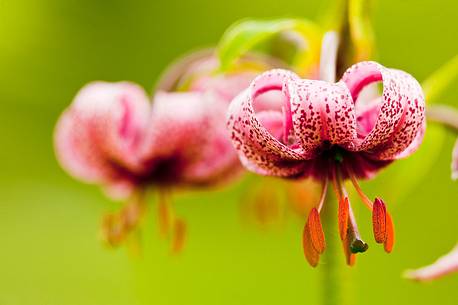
[54,52,263,249]
[227,61,425,266]
[55,82,240,199]
[405,244,458,281]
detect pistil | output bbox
[339,183,368,254]
[330,164,369,265]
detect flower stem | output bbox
[427,105,458,132]
[320,187,345,305]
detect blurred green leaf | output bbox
[217,18,322,74]
[423,54,458,104]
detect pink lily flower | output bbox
[55,82,240,199]
[54,82,151,199]
[227,61,425,266]
[54,53,263,248]
[405,244,458,281]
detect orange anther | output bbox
[307,208,326,254]
[338,197,349,241]
[372,198,387,243]
[384,212,395,253]
[302,223,320,267]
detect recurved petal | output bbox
[396,120,426,159]
[142,91,213,161]
[256,110,284,141]
[191,72,259,102]
[180,93,243,185]
[227,69,308,177]
[54,82,151,185]
[55,108,109,182]
[288,79,357,155]
[142,91,240,186]
[341,61,425,160]
[452,138,458,180]
[405,244,458,281]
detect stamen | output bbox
[331,163,371,265]
[126,231,142,258]
[301,178,328,265]
[346,165,396,253]
[346,165,373,211]
[335,166,368,252]
[317,178,329,213]
[372,198,387,243]
[253,191,280,226]
[306,208,326,254]
[101,213,124,247]
[384,212,395,253]
[172,218,187,254]
[302,222,320,267]
[122,203,140,230]
[101,192,146,248]
[338,197,350,241]
[121,192,146,230]
[330,164,342,201]
[158,189,172,237]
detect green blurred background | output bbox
[1,0,457,304]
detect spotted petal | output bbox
[54,82,150,189]
[288,79,356,157]
[341,61,425,160]
[141,91,240,186]
[227,69,309,177]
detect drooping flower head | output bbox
[227,61,425,266]
[54,51,269,249]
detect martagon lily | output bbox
[227,34,426,266]
[54,51,266,250]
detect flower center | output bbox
[301,155,395,267]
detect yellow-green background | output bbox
[0,0,457,304]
